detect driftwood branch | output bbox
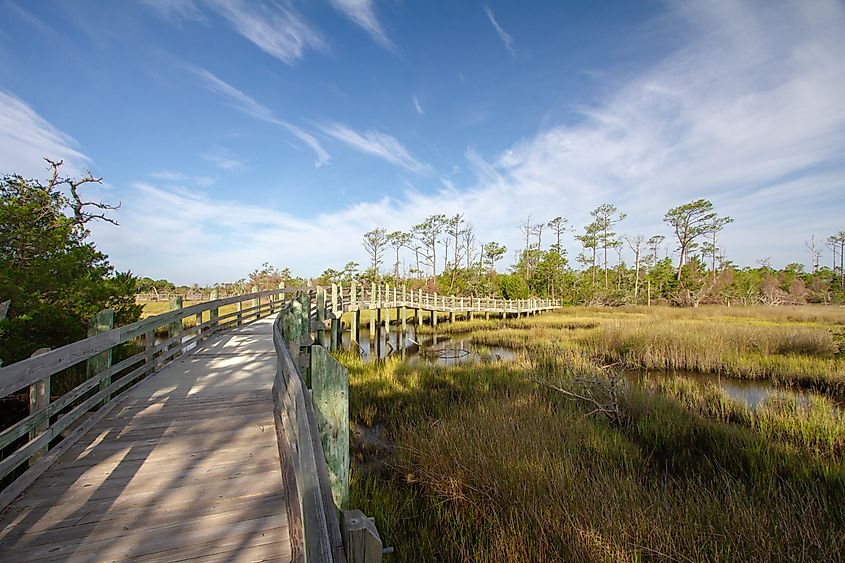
[524,358,626,424]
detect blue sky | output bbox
[1,0,844,284]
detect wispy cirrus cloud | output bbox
[320,122,428,173]
[206,0,326,65]
[141,0,206,24]
[412,96,424,115]
[329,0,394,50]
[151,170,216,186]
[191,66,330,167]
[200,147,244,171]
[100,0,845,282]
[0,89,90,179]
[484,5,514,56]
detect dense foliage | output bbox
[0,167,141,365]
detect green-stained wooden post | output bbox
[297,291,313,384]
[450,295,456,323]
[310,345,349,509]
[331,283,340,351]
[210,288,220,333]
[86,308,114,407]
[432,292,438,328]
[384,304,390,335]
[251,285,260,320]
[298,291,311,339]
[283,303,302,368]
[316,286,327,346]
[28,347,51,464]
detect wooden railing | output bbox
[0,287,302,512]
[331,282,560,315]
[274,295,345,563]
[1,283,557,560]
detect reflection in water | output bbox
[335,322,838,411]
[339,325,514,366]
[628,369,842,411]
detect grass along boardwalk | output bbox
[0,286,551,562]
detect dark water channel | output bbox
[336,326,832,410]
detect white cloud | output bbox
[97,0,845,282]
[200,148,244,171]
[412,96,424,115]
[206,0,326,65]
[320,122,428,173]
[191,66,330,167]
[484,6,514,56]
[329,0,394,50]
[0,89,90,179]
[151,170,216,187]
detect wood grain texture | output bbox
[0,317,293,562]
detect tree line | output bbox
[340,199,845,306]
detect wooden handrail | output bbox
[273,297,347,563]
[0,286,313,511]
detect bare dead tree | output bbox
[625,235,645,302]
[44,158,120,226]
[805,235,821,273]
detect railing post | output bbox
[168,296,184,355]
[87,308,114,406]
[145,330,155,372]
[369,283,377,343]
[351,282,360,350]
[28,347,51,465]
[283,300,302,367]
[236,296,243,326]
[343,510,383,563]
[316,286,327,346]
[310,345,349,509]
[331,283,340,352]
[251,285,260,320]
[210,288,219,333]
[432,292,438,328]
[400,285,407,334]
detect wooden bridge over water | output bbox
[0,287,559,562]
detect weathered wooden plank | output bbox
[0,348,146,451]
[343,510,382,563]
[273,315,334,563]
[0,287,309,397]
[310,345,349,509]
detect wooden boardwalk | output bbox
[0,317,292,562]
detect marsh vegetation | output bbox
[343,305,845,561]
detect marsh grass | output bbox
[437,306,845,397]
[346,356,845,561]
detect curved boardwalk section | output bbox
[0,317,291,562]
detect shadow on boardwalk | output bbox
[0,318,292,561]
